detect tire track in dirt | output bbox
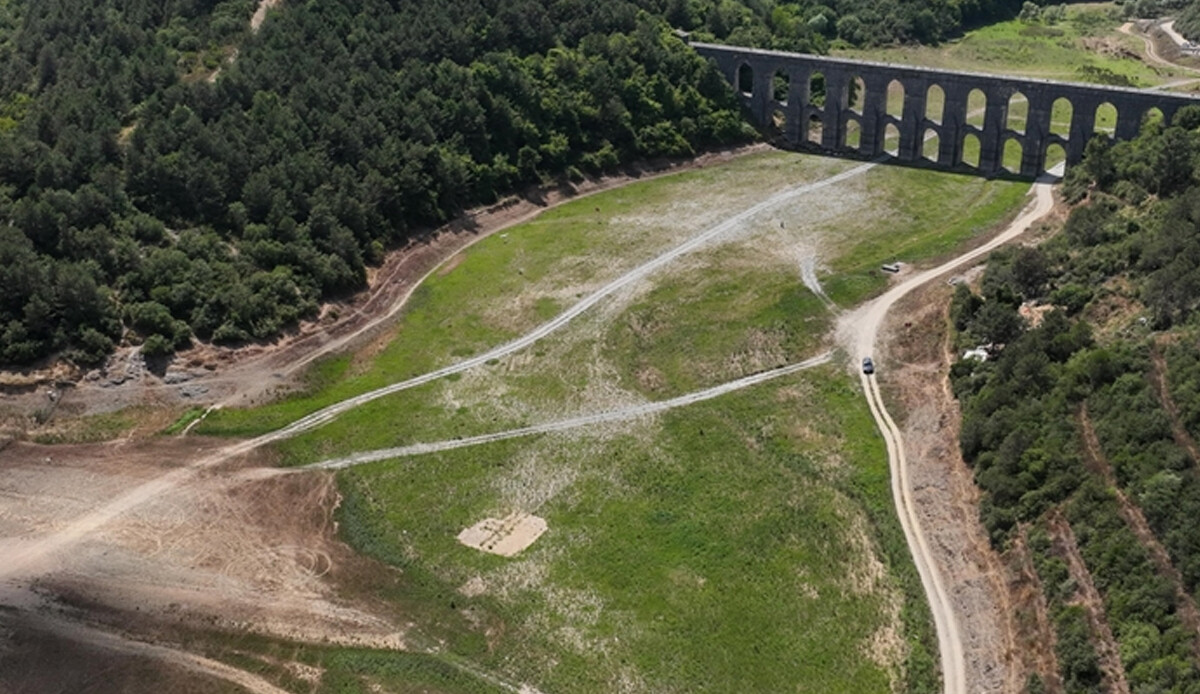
[26,613,292,694]
[1147,345,1200,466]
[292,352,833,471]
[1118,21,1200,90]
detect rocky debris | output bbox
[98,347,146,388]
[178,385,209,399]
[162,370,197,385]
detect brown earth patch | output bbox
[0,436,484,691]
[1082,36,1141,61]
[0,616,249,694]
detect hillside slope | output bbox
[951,112,1200,693]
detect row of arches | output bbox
[738,62,1167,146]
[767,105,1069,174]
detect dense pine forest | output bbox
[0,0,1028,367]
[951,112,1200,693]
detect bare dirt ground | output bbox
[0,437,418,692]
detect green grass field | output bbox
[185,149,1034,693]
[152,8,1196,692]
[334,368,929,693]
[252,156,1024,467]
[196,153,858,438]
[837,4,1188,87]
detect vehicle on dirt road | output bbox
[862,357,875,375]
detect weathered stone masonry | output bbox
[694,42,1200,178]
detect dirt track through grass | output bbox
[249,161,878,445]
[295,351,833,471]
[0,159,880,586]
[2,150,1037,694]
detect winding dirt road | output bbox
[840,171,1058,694]
[1118,21,1200,90]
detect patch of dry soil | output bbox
[458,512,548,557]
[0,437,414,688]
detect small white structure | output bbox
[963,347,990,362]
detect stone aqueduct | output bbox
[694,43,1200,178]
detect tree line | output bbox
[0,0,1032,367]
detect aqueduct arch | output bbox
[694,43,1200,178]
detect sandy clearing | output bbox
[0,445,410,652]
[1161,20,1192,50]
[458,512,548,557]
